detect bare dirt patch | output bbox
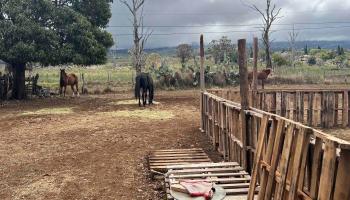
[0,90,221,200]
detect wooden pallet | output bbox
[149,148,212,175]
[164,162,259,200]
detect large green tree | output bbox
[0,0,114,99]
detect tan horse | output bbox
[59,69,79,97]
[248,68,272,89]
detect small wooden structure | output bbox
[148,148,212,175]
[165,162,259,200]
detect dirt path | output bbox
[0,90,222,200]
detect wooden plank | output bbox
[151,154,208,159]
[334,93,339,126]
[150,152,208,157]
[150,156,210,161]
[281,92,287,117]
[166,162,239,169]
[150,159,212,164]
[247,115,269,200]
[169,167,244,175]
[333,149,350,200]
[217,183,251,189]
[176,177,251,183]
[343,91,349,128]
[288,128,311,200]
[263,119,286,200]
[300,92,305,123]
[257,118,278,200]
[306,137,323,199]
[274,123,295,200]
[308,92,314,126]
[317,141,337,200]
[153,148,203,152]
[169,172,249,179]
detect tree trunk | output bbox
[265,33,272,69]
[12,63,26,100]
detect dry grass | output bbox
[20,107,74,116]
[102,109,174,121]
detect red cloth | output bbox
[180,180,213,200]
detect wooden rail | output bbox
[209,89,350,128]
[201,91,350,200]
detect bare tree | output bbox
[120,0,151,74]
[288,24,299,67]
[251,0,282,69]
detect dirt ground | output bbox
[0,90,222,200]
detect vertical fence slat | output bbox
[257,118,278,200]
[247,115,269,200]
[334,93,339,126]
[318,141,337,200]
[274,123,295,200]
[333,149,350,200]
[288,127,311,200]
[310,137,323,199]
[343,91,349,128]
[263,119,286,200]
[308,92,314,126]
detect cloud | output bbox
[107,0,350,49]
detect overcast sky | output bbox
[107,0,350,49]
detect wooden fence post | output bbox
[238,39,249,170]
[252,37,259,107]
[200,34,205,91]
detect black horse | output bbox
[135,73,154,107]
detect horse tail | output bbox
[135,75,141,99]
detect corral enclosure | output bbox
[201,90,350,200]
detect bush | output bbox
[320,51,336,61]
[94,89,101,95]
[103,86,113,93]
[308,56,317,65]
[272,53,289,66]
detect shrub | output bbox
[94,89,102,95]
[272,53,290,66]
[308,56,317,65]
[320,51,336,61]
[103,86,113,93]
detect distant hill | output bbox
[110,40,350,58]
[271,41,350,51]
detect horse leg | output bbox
[76,83,80,97]
[262,80,264,89]
[59,87,62,96]
[71,85,75,97]
[145,90,148,105]
[64,86,66,97]
[142,90,145,106]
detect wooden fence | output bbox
[209,89,350,128]
[201,91,350,200]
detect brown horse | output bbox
[248,68,272,89]
[60,69,79,97]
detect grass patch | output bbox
[103,109,173,120]
[108,99,160,105]
[21,107,74,116]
